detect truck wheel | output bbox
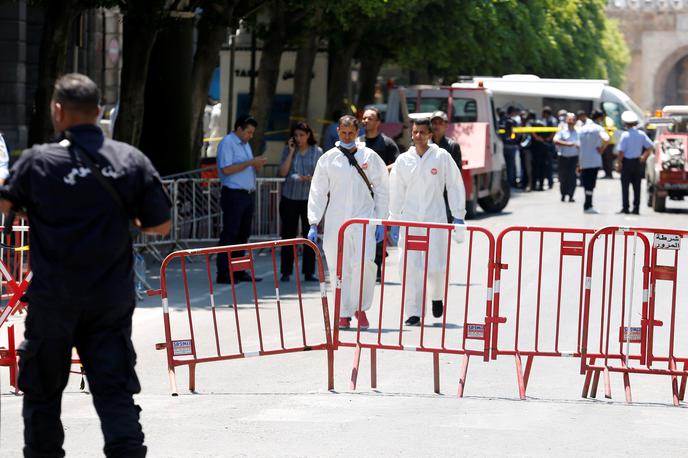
[652,189,666,212]
[479,173,510,213]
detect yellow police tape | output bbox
[203,116,337,142]
[497,126,619,135]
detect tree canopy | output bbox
[25,0,630,173]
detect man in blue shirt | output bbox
[617,111,653,214]
[216,115,267,283]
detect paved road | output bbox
[1,176,687,457]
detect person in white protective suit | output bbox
[389,117,466,326]
[307,115,390,330]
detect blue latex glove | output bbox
[389,226,400,244]
[307,224,318,243]
[375,225,385,243]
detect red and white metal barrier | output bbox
[149,238,333,395]
[580,226,688,405]
[491,226,597,399]
[332,218,496,396]
[0,219,31,393]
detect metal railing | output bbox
[134,177,285,261]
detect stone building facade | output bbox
[608,0,688,110]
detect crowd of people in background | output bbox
[498,104,653,214]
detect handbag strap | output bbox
[337,146,374,199]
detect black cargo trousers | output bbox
[18,301,146,458]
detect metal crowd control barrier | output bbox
[0,218,32,393]
[490,226,596,399]
[580,226,688,406]
[134,177,284,262]
[148,238,333,395]
[333,218,496,396]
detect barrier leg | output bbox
[8,325,18,394]
[433,352,440,394]
[679,362,687,402]
[591,370,601,399]
[623,372,632,403]
[515,354,526,400]
[670,359,679,407]
[350,344,362,390]
[371,348,377,389]
[603,367,612,399]
[189,363,196,393]
[581,357,596,398]
[168,366,179,397]
[523,355,534,391]
[457,354,469,398]
[327,349,335,391]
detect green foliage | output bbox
[346,0,629,86]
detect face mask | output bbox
[339,141,356,149]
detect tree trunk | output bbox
[323,30,362,139]
[289,33,318,122]
[139,16,195,176]
[357,53,383,108]
[189,2,236,161]
[113,1,164,147]
[28,0,79,146]
[248,0,287,154]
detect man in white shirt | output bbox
[389,118,465,326]
[554,113,580,202]
[577,110,610,214]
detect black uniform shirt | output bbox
[2,124,171,307]
[359,133,400,166]
[436,136,463,170]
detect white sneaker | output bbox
[584,207,600,214]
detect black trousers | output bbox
[558,156,578,199]
[580,167,599,209]
[216,187,255,280]
[621,158,642,211]
[279,196,314,277]
[19,302,145,458]
[531,144,548,189]
[602,144,615,177]
[544,143,555,187]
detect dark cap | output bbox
[430,110,448,122]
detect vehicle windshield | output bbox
[667,115,688,133]
[406,97,478,122]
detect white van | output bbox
[461,75,645,129]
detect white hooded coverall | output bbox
[389,143,466,318]
[308,142,390,318]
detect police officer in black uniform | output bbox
[0,73,171,458]
[430,110,463,222]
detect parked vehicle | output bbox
[380,83,509,218]
[645,105,688,212]
[472,74,644,126]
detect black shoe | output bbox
[568,196,575,203]
[304,275,319,282]
[216,276,231,284]
[405,316,421,326]
[432,300,444,318]
[280,274,290,282]
[632,208,640,215]
[617,209,629,214]
[234,272,262,283]
[561,195,565,202]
